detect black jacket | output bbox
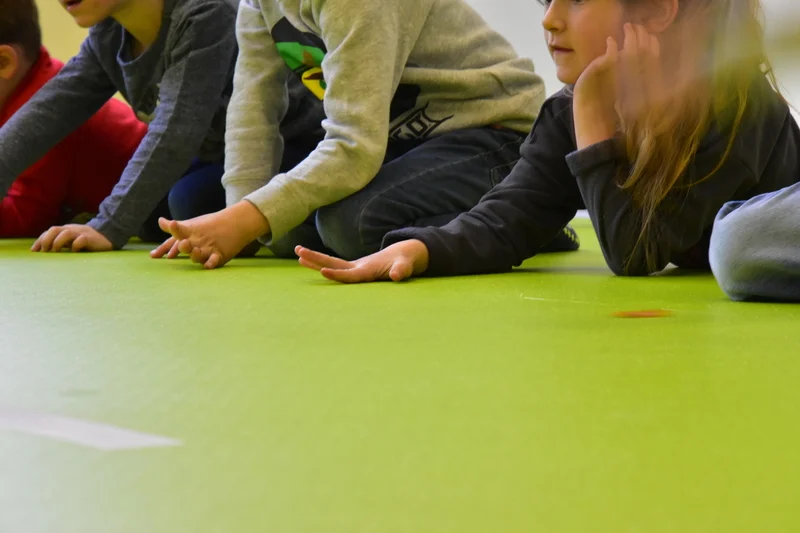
[384,80,800,276]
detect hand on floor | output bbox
[150,235,262,261]
[295,240,430,283]
[149,201,269,269]
[31,224,113,253]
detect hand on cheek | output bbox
[572,36,620,149]
[616,23,664,133]
[572,23,663,149]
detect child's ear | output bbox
[643,0,679,33]
[0,45,20,80]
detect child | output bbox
[295,0,800,284]
[0,0,146,238]
[151,0,579,269]
[709,183,800,302]
[0,0,245,253]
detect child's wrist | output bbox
[407,239,430,274]
[572,99,618,150]
[234,200,271,241]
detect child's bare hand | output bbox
[573,23,665,148]
[150,236,181,259]
[150,235,260,260]
[573,35,620,112]
[295,240,430,284]
[150,201,268,269]
[615,23,663,130]
[153,216,230,269]
[31,224,113,253]
[572,35,620,148]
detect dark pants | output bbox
[138,129,576,259]
[138,160,226,242]
[268,127,527,259]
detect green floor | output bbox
[2,218,800,532]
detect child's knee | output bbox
[709,211,750,297]
[267,237,299,259]
[167,183,222,221]
[710,200,796,300]
[316,204,378,260]
[167,185,194,221]
[167,164,225,220]
[268,217,329,258]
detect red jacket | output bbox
[0,47,147,237]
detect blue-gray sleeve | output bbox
[86,3,237,248]
[0,40,116,199]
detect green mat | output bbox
[2,218,800,533]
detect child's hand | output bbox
[151,235,261,260]
[572,35,620,149]
[295,240,430,283]
[574,35,620,111]
[615,23,663,133]
[150,201,269,269]
[31,224,113,253]
[573,24,663,148]
[150,236,182,260]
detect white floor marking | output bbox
[0,408,182,451]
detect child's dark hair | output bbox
[0,0,42,61]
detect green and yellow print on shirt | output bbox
[270,17,435,139]
[272,18,328,100]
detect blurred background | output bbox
[37,0,799,115]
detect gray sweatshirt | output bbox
[225,0,546,242]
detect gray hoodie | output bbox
[224,0,546,242]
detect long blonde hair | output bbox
[619,0,780,273]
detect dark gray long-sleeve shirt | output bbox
[384,79,800,277]
[0,0,241,248]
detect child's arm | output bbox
[568,108,800,276]
[81,2,238,249]
[221,0,292,210]
[0,40,117,201]
[230,0,437,242]
[69,99,148,207]
[298,100,581,280]
[1,100,146,239]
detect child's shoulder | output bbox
[81,18,126,55]
[171,0,238,21]
[539,87,574,124]
[726,72,792,147]
[748,74,791,120]
[86,18,121,39]
[543,86,573,108]
[523,87,575,146]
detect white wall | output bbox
[38,0,800,118]
[762,1,800,118]
[465,1,559,95]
